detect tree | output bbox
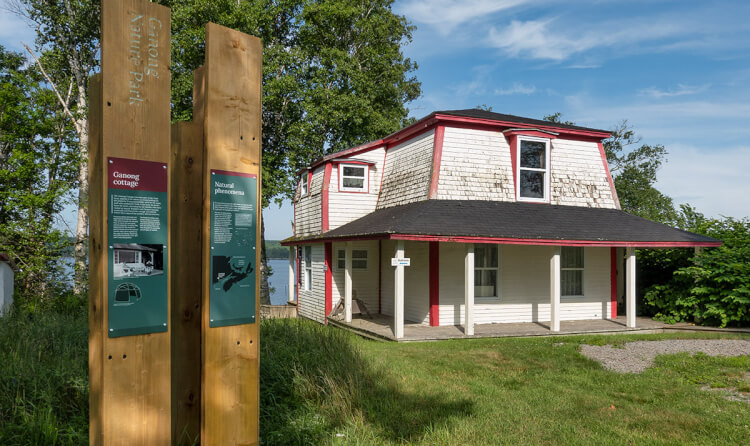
[164,0,421,303]
[9,0,100,296]
[0,46,79,309]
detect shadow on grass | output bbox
[260,318,473,444]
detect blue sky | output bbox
[3,0,749,240]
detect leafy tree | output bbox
[0,46,79,310]
[9,0,100,296]
[164,0,421,303]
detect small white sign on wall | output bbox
[391,258,411,267]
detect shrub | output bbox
[645,217,750,327]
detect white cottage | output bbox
[282,109,719,338]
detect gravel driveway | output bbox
[579,339,750,374]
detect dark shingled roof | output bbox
[288,200,720,246]
[433,109,610,134]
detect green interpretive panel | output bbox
[107,157,169,337]
[209,170,257,327]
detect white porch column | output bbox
[344,242,353,323]
[394,240,405,339]
[550,246,561,332]
[288,247,295,303]
[464,244,474,336]
[626,247,636,328]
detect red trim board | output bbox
[429,125,445,199]
[597,142,620,209]
[505,134,518,198]
[375,145,388,208]
[324,242,332,324]
[321,163,332,232]
[429,241,440,326]
[610,247,617,319]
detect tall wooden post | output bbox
[201,23,262,445]
[89,1,171,444]
[170,67,206,443]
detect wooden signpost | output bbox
[91,1,261,444]
[89,0,172,444]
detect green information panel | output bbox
[107,157,168,337]
[209,170,257,327]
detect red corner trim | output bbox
[429,125,445,198]
[610,247,618,319]
[321,163,332,232]
[306,171,312,198]
[506,133,518,198]
[324,242,332,324]
[597,142,620,209]
[296,247,300,314]
[429,241,440,326]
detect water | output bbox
[268,258,294,305]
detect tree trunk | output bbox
[73,113,89,296]
[259,210,271,305]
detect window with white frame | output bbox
[474,244,499,298]
[561,247,584,296]
[304,246,312,291]
[299,174,309,196]
[517,137,550,202]
[339,164,368,192]
[336,248,368,269]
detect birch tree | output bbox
[9,0,100,296]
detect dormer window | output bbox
[299,174,309,196]
[339,164,368,192]
[517,137,550,202]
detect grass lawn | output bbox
[263,320,750,445]
[2,311,749,445]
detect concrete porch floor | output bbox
[328,314,670,342]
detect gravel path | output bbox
[579,339,750,373]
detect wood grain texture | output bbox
[91,1,171,444]
[170,67,206,444]
[201,22,261,446]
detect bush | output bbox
[645,217,750,327]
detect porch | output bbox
[329,314,668,342]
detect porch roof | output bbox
[283,200,721,247]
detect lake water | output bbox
[268,258,294,305]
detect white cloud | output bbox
[487,16,700,61]
[657,144,750,219]
[398,0,529,33]
[494,83,536,95]
[639,84,711,98]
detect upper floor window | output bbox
[517,137,550,202]
[339,164,368,192]
[304,246,312,291]
[299,174,309,196]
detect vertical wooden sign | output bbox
[89,0,171,444]
[201,23,262,445]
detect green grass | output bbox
[2,311,749,445]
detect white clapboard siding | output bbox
[294,167,325,237]
[550,139,616,208]
[297,244,326,323]
[379,240,430,325]
[377,130,434,209]
[331,240,380,314]
[436,127,515,201]
[439,243,611,326]
[328,147,385,230]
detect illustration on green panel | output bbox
[209,170,257,327]
[107,157,169,337]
